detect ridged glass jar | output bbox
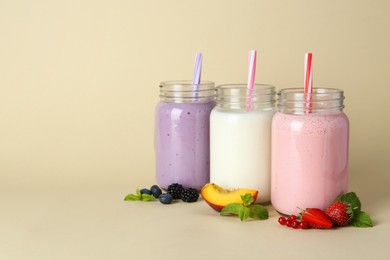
[210,84,276,202]
[271,88,349,215]
[155,81,215,190]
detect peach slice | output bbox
[200,183,258,212]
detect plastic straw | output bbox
[192,52,202,84]
[192,52,202,98]
[304,52,313,112]
[246,50,257,111]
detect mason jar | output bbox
[210,84,276,202]
[271,88,349,215]
[155,81,215,190]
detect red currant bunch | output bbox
[278,215,310,230]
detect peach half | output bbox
[200,183,258,212]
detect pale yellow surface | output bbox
[1,0,389,259]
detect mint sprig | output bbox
[124,188,156,202]
[220,193,268,221]
[221,203,242,215]
[335,191,373,228]
[241,193,255,207]
[249,204,269,220]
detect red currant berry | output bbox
[299,221,309,229]
[278,217,287,226]
[291,220,300,229]
[288,215,297,221]
[286,219,292,227]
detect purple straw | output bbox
[193,52,202,84]
[192,52,202,98]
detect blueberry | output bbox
[159,193,173,204]
[140,188,152,195]
[150,185,162,198]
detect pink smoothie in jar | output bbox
[271,88,349,216]
[155,81,215,190]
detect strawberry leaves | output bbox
[335,192,361,213]
[351,211,373,227]
[334,192,373,228]
[220,193,268,221]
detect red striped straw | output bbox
[304,53,313,112]
[246,50,257,111]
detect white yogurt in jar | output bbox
[210,84,276,203]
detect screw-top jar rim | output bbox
[277,88,345,114]
[159,80,215,103]
[215,84,276,110]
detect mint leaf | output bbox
[221,195,266,222]
[248,204,269,220]
[241,193,255,207]
[351,211,373,228]
[335,192,361,212]
[124,188,153,201]
[141,194,155,201]
[124,193,140,201]
[238,207,250,221]
[220,203,244,216]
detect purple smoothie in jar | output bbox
[155,81,215,190]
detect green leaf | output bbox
[248,204,269,220]
[124,188,144,201]
[241,193,255,207]
[221,198,268,222]
[335,192,361,212]
[141,194,155,201]
[351,211,373,228]
[238,207,250,221]
[220,203,243,216]
[124,193,140,201]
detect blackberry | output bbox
[181,188,199,202]
[159,193,173,204]
[150,185,162,198]
[167,183,184,199]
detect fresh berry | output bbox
[181,188,199,202]
[278,215,312,230]
[140,188,152,195]
[301,208,333,229]
[286,219,292,227]
[278,217,287,226]
[299,221,309,229]
[167,183,184,199]
[288,215,297,221]
[150,185,162,198]
[159,193,173,204]
[325,201,352,227]
[291,220,300,229]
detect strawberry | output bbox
[300,208,333,229]
[325,201,352,227]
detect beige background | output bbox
[1,0,389,259]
